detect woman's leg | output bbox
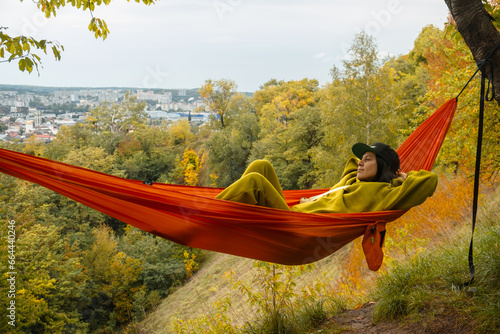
[215,160,290,210]
[241,160,285,199]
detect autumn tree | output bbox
[167,119,195,147]
[411,24,500,178]
[250,105,324,190]
[64,146,125,176]
[329,32,405,145]
[199,79,238,128]
[0,169,204,332]
[253,78,318,134]
[310,33,408,187]
[244,79,321,189]
[206,94,260,187]
[118,225,203,298]
[0,0,156,73]
[172,148,204,186]
[46,147,126,234]
[22,134,45,156]
[46,123,94,161]
[0,212,88,333]
[86,92,147,153]
[314,32,404,187]
[116,127,177,182]
[82,225,143,331]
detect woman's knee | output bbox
[241,172,266,186]
[247,160,273,173]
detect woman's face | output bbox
[357,152,378,181]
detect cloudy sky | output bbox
[1,1,450,92]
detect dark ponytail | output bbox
[373,156,397,183]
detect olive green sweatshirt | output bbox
[291,158,438,214]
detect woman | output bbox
[215,142,438,213]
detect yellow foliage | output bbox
[209,172,219,187]
[180,148,203,186]
[199,78,237,128]
[22,134,45,156]
[169,296,238,333]
[168,119,194,146]
[184,250,198,278]
[83,225,143,323]
[253,78,318,132]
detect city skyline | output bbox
[0,87,209,143]
[1,1,450,92]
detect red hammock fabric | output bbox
[0,98,457,269]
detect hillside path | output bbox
[324,302,471,334]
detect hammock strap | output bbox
[456,67,481,99]
[462,42,500,288]
[463,67,485,287]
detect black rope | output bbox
[458,42,500,289]
[461,68,487,288]
[456,67,481,99]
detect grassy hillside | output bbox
[138,245,348,333]
[137,175,499,333]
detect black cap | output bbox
[352,142,400,173]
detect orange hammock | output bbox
[0,99,457,270]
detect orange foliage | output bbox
[116,135,142,157]
[396,174,472,237]
[416,26,500,177]
[423,37,473,106]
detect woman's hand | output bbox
[300,197,312,204]
[396,170,407,181]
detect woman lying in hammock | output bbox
[215,142,438,213]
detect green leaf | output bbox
[25,58,34,73]
[52,45,61,61]
[19,58,26,71]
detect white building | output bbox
[137,90,172,104]
[26,120,34,133]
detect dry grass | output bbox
[138,248,346,333]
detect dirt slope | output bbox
[323,302,472,334]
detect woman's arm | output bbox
[300,158,358,203]
[384,170,438,210]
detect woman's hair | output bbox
[372,156,397,183]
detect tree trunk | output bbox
[445,0,500,105]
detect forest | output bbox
[1,22,500,333]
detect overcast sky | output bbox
[1,1,450,92]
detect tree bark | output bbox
[445,0,500,105]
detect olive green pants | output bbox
[215,160,291,210]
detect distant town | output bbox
[0,85,210,143]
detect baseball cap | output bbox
[352,142,400,173]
